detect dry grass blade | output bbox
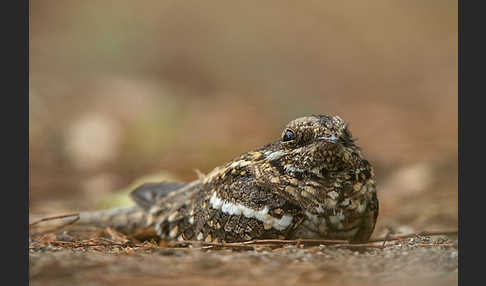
[164,229,457,250]
[29,213,80,235]
[105,227,130,244]
[236,238,348,245]
[29,213,80,227]
[367,229,458,243]
[416,243,455,247]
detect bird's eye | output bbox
[282,129,295,142]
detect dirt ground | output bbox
[29,225,457,286]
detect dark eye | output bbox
[282,129,295,142]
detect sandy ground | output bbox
[29,225,457,286]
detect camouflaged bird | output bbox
[76,115,378,243]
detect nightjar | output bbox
[77,115,378,243]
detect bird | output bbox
[73,114,378,243]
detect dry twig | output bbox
[367,229,458,243]
[29,213,80,235]
[164,229,458,250]
[28,213,457,252]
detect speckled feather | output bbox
[126,115,379,243]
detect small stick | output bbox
[331,244,385,249]
[167,238,347,247]
[381,228,392,248]
[29,213,80,235]
[29,213,80,227]
[415,243,455,247]
[49,240,127,247]
[165,229,457,250]
[236,238,348,245]
[368,229,458,243]
[296,238,303,248]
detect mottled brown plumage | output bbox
[78,115,378,243]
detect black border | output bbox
[459,0,482,285]
[2,0,29,284]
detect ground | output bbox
[29,223,457,286]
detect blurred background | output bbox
[29,0,457,235]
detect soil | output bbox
[29,226,458,286]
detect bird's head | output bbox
[264,115,361,174]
